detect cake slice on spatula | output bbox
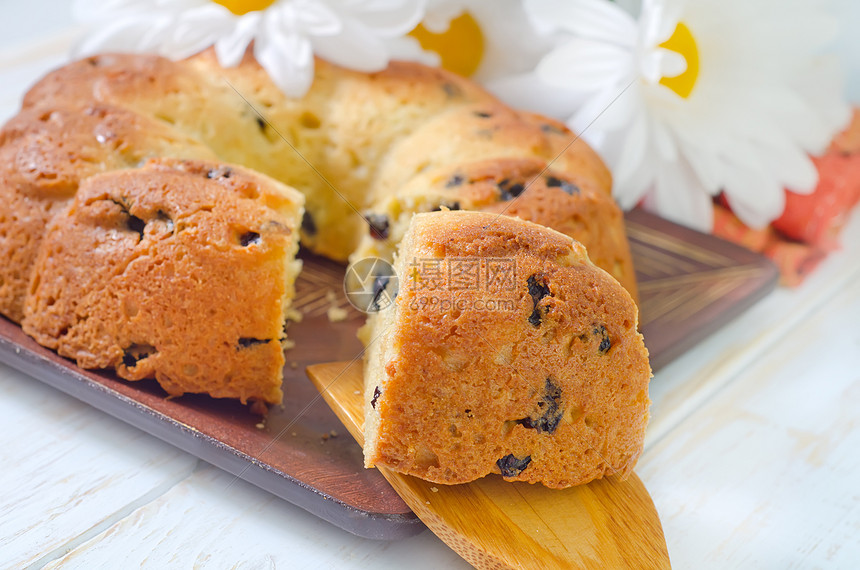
[361,210,652,489]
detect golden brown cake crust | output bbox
[0,104,216,322]
[22,158,302,404]
[365,211,650,488]
[2,51,638,413]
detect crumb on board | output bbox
[255,422,265,430]
[286,308,303,323]
[327,305,348,322]
[290,361,298,369]
[282,338,296,351]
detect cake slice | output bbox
[363,211,651,488]
[22,158,304,405]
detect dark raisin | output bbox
[516,377,563,434]
[126,214,146,240]
[545,176,580,195]
[109,198,145,240]
[497,454,532,478]
[366,213,390,240]
[474,111,492,118]
[239,231,261,247]
[594,325,612,354]
[371,386,381,409]
[261,220,288,233]
[442,82,462,98]
[540,123,565,135]
[238,337,271,349]
[498,179,527,201]
[527,275,552,327]
[301,211,317,236]
[207,167,233,179]
[255,116,266,131]
[121,345,155,368]
[445,174,464,188]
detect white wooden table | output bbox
[2,7,859,568]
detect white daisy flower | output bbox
[72,0,425,97]
[520,0,851,231]
[387,0,551,81]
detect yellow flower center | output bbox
[409,12,485,78]
[212,0,277,16]
[659,22,699,99]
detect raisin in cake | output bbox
[22,158,303,404]
[363,211,650,488]
[1,51,640,405]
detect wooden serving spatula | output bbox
[306,361,670,569]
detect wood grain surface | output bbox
[4,26,859,569]
[307,361,671,570]
[0,210,778,541]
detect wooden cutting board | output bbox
[307,360,671,569]
[0,209,777,540]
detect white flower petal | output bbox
[651,156,715,232]
[640,0,684,45]
[536,37,632,92]
[335,0,426,37]
[470,0,554,81]
[73,0,154,20]
[526,0,637,46]
[486,72,586,120]
[757,140,819,195]
[422,0,464,33]
[571,80,640,137]
[722,164,786,230]
[611,109,650,193]
[256,27,315,98]
[678,142,723,196]
[650,48,686,83]
[311,20,389,71]
[384,36,441,66]
[288,0,342,36]
[214,14,262,67]
[167,6,237,60]
[73,14,175,57]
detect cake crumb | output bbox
[285,308,303,323]
[327,305,348,322]
[282,338,296,351]
[329,430,338,438]
[430,487,438,493]
[290,361,298,369]
[353,390,361,395]
[255,422,265,430]
[249,399,268,416]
